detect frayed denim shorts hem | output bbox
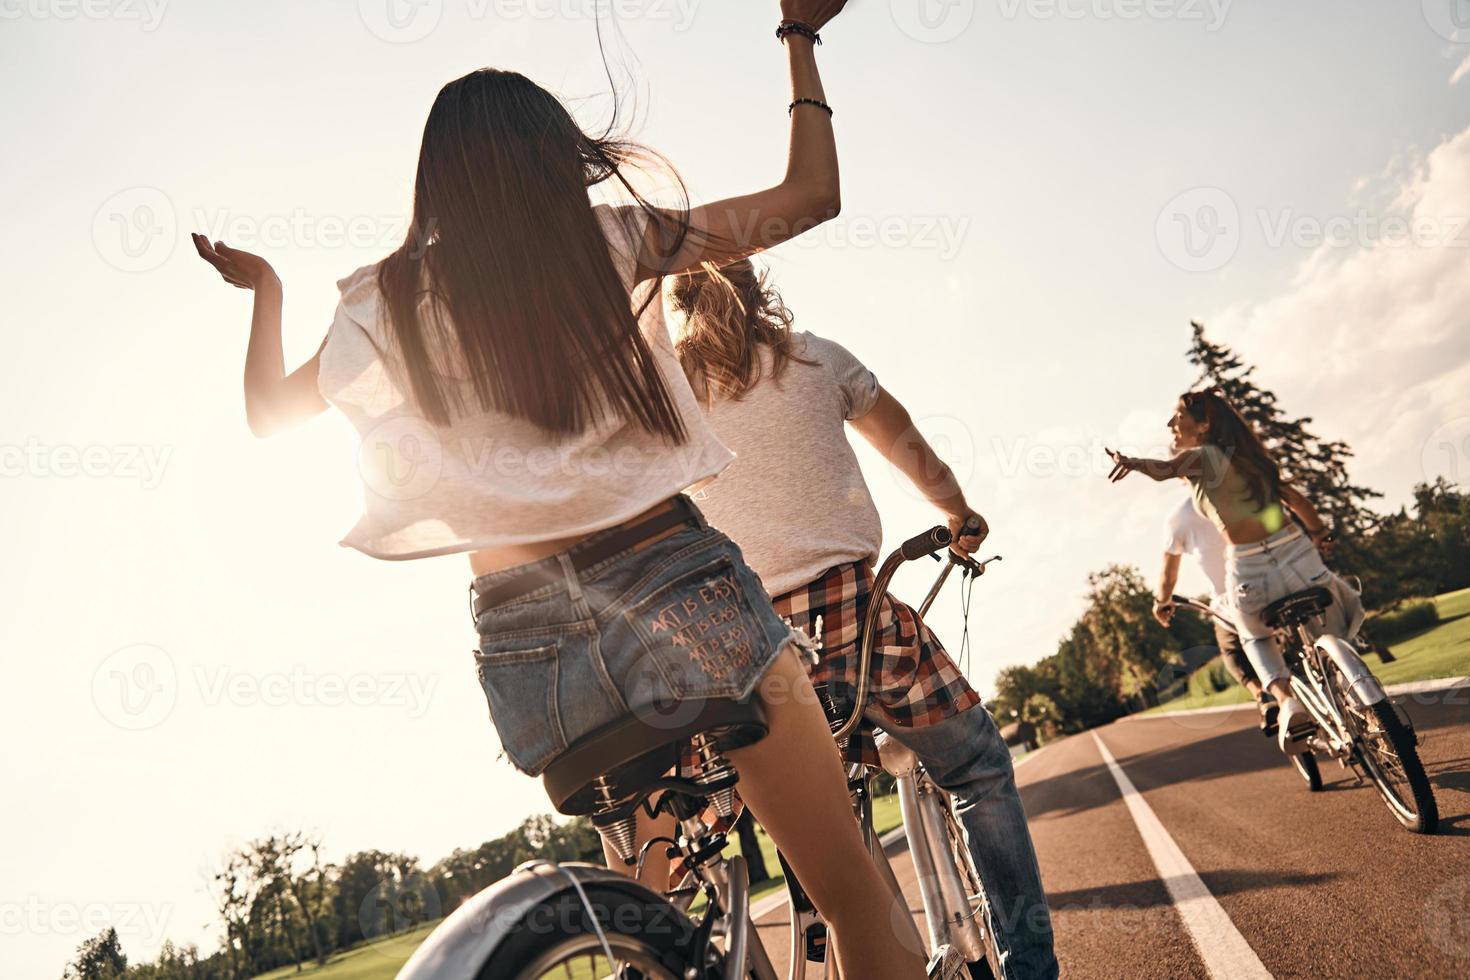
[468,520,797,776]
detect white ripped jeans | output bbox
[1225,525,1365,688]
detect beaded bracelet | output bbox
[788,97,834,118]
[776,20,821,45]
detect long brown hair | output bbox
[669,259,814,403]
[1181,388,1281,506]
[377,68,692,440]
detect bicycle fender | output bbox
[396,861,670,980]
[1313,634,1386,708]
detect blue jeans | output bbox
[469,510,798,775]
[885,705,1058,980]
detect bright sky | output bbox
[4,2,1469,976]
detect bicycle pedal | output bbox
[926,944,967,980]
[803,921,828,963]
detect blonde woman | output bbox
[661,259,1058,980]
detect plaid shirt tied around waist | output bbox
[773,559,982,767]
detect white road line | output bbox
[1090,731,1273,980]
[1121,675,1469,722]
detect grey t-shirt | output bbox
[688,331,883,598]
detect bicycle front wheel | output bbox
[938,801,1003,980]
[1347,698,1438,834]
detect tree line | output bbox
[61,816,605,980]
[991,324,1470,738]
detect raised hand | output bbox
[192,233,279,291]
[1106,448,1136,483]
[779,0,847,30]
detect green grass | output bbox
[252,923,438,980]
[1145,586,1470,716]
[248,794,907,980]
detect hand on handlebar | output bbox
[1152,597,1176,628]
[946,509,988,556]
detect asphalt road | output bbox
[752,685,1470,978]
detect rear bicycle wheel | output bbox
[1343,697,1438,834]
[937,801,1003,980]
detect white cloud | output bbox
[1207,126,1470,507]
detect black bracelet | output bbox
[776,20,821,45]
[788,97,834,117]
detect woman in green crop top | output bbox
[1104,389,1360,757]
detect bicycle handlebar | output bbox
[832,524,995,744]
[1167,593,1239,635]
[900,525,953,560]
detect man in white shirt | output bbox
[1153,496,1277,734]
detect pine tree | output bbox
[1186,321,1381,532]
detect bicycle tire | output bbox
[1289,750,1322,792]
[938,800,1003,980]
[1354,700,1439,834]
[476,885,694,980]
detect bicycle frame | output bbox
[1168,595,1386,762]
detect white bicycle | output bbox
[1170,588,1438,833]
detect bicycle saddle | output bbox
[541,697,768,816]
[1262,586,1334,630]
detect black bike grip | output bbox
[901,525,952,560]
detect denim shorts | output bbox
[468,509,801,776]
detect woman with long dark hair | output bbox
[192,7,925,975]
[1106,389,1363,756]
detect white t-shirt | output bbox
[316,204,734,560]
[1163,496,1228,601]
[688,332,883,598]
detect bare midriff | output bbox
[466,497,674,577]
